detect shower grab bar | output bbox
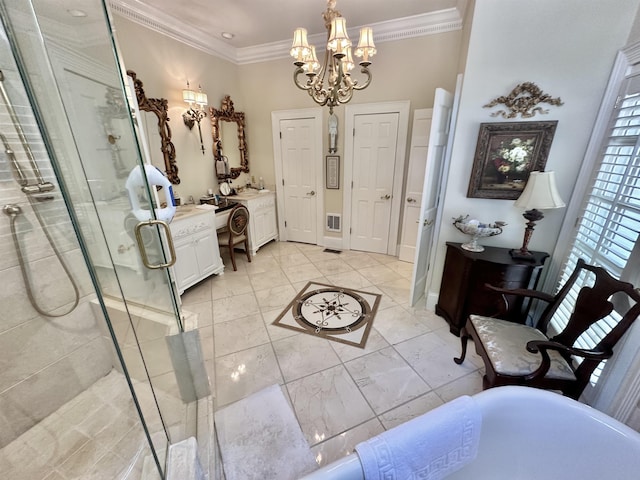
[0,69,53,194]
[0,131,27,185]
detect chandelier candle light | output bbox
[511,171,565,260]
[290,0,376,113]
[182,81,208,154]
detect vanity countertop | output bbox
[173,201,237,221]
[173,204,218,220]
[232,189,273,200]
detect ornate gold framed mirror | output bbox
[210,95,249,180]
[127,70,179,184]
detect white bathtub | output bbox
[301,386,640,479]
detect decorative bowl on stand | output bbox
[453,215,506,252]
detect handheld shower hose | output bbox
[1,70,79,317]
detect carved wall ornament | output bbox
[483,82,563,119]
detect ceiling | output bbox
[41,0,467,64]
[115,0,463,48]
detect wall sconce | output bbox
[182,81,208,154]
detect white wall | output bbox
[428,0,640,303]
[112,15,465,216]
[238,32,465,218]
[112,16,245,201]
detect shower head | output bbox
[3,203,22,216]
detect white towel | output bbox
[355,395,481,480]
[196,204,217,211]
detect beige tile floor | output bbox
[0,371,164,480]
[180,240,485,474]
[0,241,485,480]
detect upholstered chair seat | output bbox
[470,315,576,381]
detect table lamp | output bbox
[511,171,565,260]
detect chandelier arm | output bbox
[293,67,314,91]
[336,81,354,105]
[309,89,330,107]
[310,85,330,106]
[352,67,372,91]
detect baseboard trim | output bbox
[323,236,344,251]
[426,291,439,311]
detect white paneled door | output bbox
[279,117,318,244]
[350,113,400,253]
[399,109,433,262]
[410,88,454,306]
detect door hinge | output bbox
[353,127,355,136]
[614,95,622,109]
[282,179,285,186]
[279,131,282,139]
[285,220,287,227]
[350,227,352,234]
[351,181,354,189]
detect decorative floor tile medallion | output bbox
[273,281,381,348]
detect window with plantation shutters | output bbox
[550,72,640,387]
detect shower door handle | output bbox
[134,219,177,269]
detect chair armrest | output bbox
[518,340,612,382]
[526,340,613,361]
[484,284,554,319]
[485,284,555,303]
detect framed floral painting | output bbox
[467,121,558,199]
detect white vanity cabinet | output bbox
[170,209,224,294]
[234,191,278,255]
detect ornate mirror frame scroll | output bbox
[127,70,180,184]
[210,95,249,180]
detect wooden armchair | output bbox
[454,258,640,399]
[217,204,251,271]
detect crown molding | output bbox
[108,0,237,63]
[108,1,464,65]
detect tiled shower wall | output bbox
[0,92,113,448]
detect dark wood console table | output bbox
[436,242,549,336]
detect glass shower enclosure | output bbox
[0,1,207,479]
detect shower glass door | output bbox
[0,1,202,477]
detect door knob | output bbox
[307,190,316,196]
[381,194,391,200]
[407,197,416,203]
[424,219,433,226]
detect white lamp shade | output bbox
[355,27,376,61]
[302,45,320,74]
[195,89,208,107]
[514,171,566,210]
[327,17,351,53]
[182,87,195,104]
[291,28,310,60]
[341,47,355,72]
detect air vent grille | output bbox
[326,213,341,232]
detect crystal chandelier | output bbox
[290,0,376,114]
